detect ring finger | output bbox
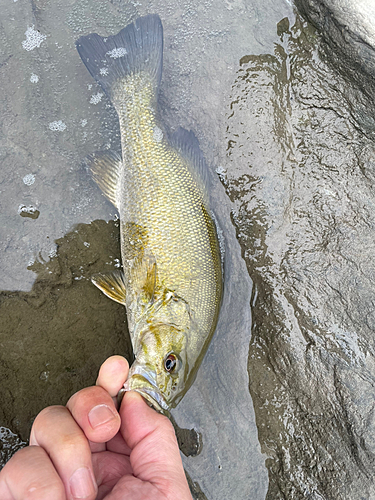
[30,405,98,500]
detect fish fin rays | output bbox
[91,270,127,305]
[133,253,157,304]
[170,127,210,205]
[76,14,163,98]
[85,151,122,209]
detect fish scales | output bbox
[112,76,220,351]
[76,14,223,412]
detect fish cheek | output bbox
[160,372,180,402]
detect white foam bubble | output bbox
[100,67,109,76]
[22,26,47,51]
[30,73,39,83]
[49,120,66,131]
[23,173,35,186]
[48,247,57,258]
[18,204,38,215]
[106,47,127,59]
[89,92,103,105]
[216,165,227,185]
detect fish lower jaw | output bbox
[123,374,169,413]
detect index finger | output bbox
[96,356,129,398]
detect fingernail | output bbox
[88,404,116,428]
[69,467,97,499]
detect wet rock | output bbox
[172,416,202,457]
[185,470,209,500]
[223,14,375,499]
[294,0,375,99]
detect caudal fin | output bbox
[76,14,163,98]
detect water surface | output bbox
[0,0,294,498]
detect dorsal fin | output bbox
[170,127,210,205]
[84,151,122,209]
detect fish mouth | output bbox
[122,364,169,413]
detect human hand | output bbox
[0,355,193,500]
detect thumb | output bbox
[120,391,192,498]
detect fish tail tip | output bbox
[76,14,163,97]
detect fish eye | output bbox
[164,353,178,373]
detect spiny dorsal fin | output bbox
[91,270,126,305]
[170,127,210,205]
[85,151,122,209]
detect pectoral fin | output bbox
[132,253,157,304]
[91,270,126,305]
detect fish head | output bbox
[124,323,188,413]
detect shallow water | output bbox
[3,0,374,499]
[0,0,293,497]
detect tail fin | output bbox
[76,14,163,98]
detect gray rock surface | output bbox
[294,0,375,98]
[223,13,375,499]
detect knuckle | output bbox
[5,445,45,466]
[31,406,67,443]
[156,415,178,441]
[59,429,89,452]
[1,446,65,500]
[67,385,106,410]
[23,480,65,500]
[33,405,66,427]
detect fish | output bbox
[76,14,223,413]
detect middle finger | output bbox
[30,405,98,500]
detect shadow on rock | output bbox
[0,218,208,497]
[0,219,131,447]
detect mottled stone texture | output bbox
[294,0,375,99]
[221,14,375,499]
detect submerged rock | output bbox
[223,14,375,499]
[0,220,131,441]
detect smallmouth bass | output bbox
[76,14,223,412]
